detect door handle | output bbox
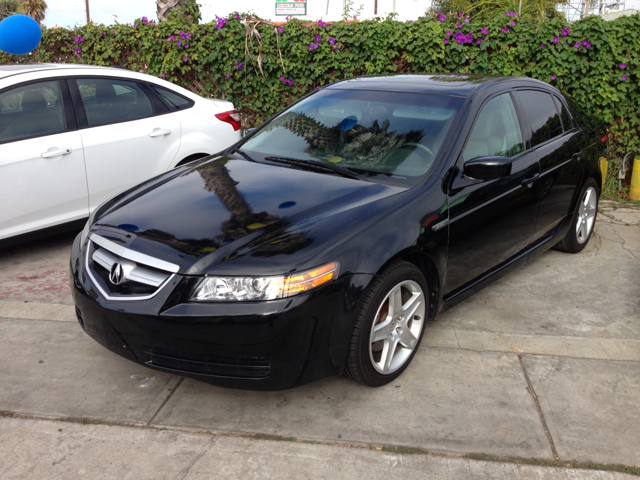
[41,148,71,159]
[572,151,582,160]
[148,129,171,138]
[521,172,540,188]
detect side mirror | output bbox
[463,156,512,181]
[243,127,256,137]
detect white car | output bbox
[0,63,241,245]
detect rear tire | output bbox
[554,177,599,253]
[345,261,428,387]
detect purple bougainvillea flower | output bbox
[456,22,462,28]
[278,26,283,33]
[161,73,167,78]
[227,73,231,78]
[167,35,174,41]
[438,14,446,22]
[236,13,241,21]
[621,74,627,81]
[582,40,591,48]
[329,37,335,45]
[288,78,293,86]
[561,27,570,36]
[75,47,81,53]
[619,63,627,69]
[481,27,488,35]
[133,22,137,27]
[552,36,559,44]
[459,12,464,17]
[183,56,187,62]
[176,41,182,47]
[315,34,321,42]
[574,42,580,48]
[237,62,243,70]
[501,26,509,33]
[477,38,482,44]
[184,43,189,48]
[443,38,449,44]
[551,74,556,80]
[102,31,106,35]
[541,43,546,49]
[465,18,470,23]
[408,20,413,23]
[510,20,515,26]
[308,44,314,50]
[446,30,452,36]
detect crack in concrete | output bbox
[609,226,640,263]
[454,330,462,349]
[516,354,559,461]
[147,377,184,426]
[180,435,219,480]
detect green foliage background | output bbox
[1,6,638,160]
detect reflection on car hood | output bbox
[92,157,405,274]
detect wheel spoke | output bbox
[388,286,403,318]
[402,291,424,320]
[576,216,585,237]
[583,188,592,207]
[379,337,399,374]
[372,321,390,343]
[398,328,418,350]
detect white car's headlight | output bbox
[192,262,339,302]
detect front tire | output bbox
[345,261,428,387]
[555,177,599,253]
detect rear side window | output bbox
[553,96,573,132]
[75,78,154,127]
[151,85,192,110]
[0,80,66,144]
[462,93,524,162]
[513,90,563,147]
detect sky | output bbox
[42,0,640,28]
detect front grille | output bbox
[86,234,178,301]
[146,348,271,379]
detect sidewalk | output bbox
[1,202,638,479]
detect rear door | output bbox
[445,92,540,296]
[70,76,181,210]
[0,79,87,239]
[512,90,584,241]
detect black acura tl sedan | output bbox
[70,74,606,390]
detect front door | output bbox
[445,92,540,296]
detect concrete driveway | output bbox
[1,201,638,479]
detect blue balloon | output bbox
[0,14,42,55]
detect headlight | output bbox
[192,262,339,302]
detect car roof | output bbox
[0,63,134,80]
[325,74,550,97]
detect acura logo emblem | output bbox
[109,263,125,285]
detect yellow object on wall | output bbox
[599,157,608,190]
[630,157,640,201]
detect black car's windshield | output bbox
[240,89,464,182]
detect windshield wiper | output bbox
[231,147,257,163]
[264,156,360,180]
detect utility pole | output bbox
[85,0,90,23]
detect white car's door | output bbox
[0,80,88,240]
[72,77,181,210]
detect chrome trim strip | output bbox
[85,246,175,302]
[90,233,180,273]
[92,248,169,287]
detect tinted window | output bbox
[462,93,523,162]
[553,96,573,132]
[241,89,464,180]
[514,90,563,147]
[151,85,192,109]
[75,78,154,127]
[0,80,65,143]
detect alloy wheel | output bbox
[576,186,597,244]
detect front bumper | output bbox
[70,233,373,390]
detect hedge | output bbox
[1,6,638,161]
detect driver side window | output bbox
[462,93,524,162]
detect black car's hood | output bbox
[92,157,405,274]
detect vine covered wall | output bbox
[1,7,638,162]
